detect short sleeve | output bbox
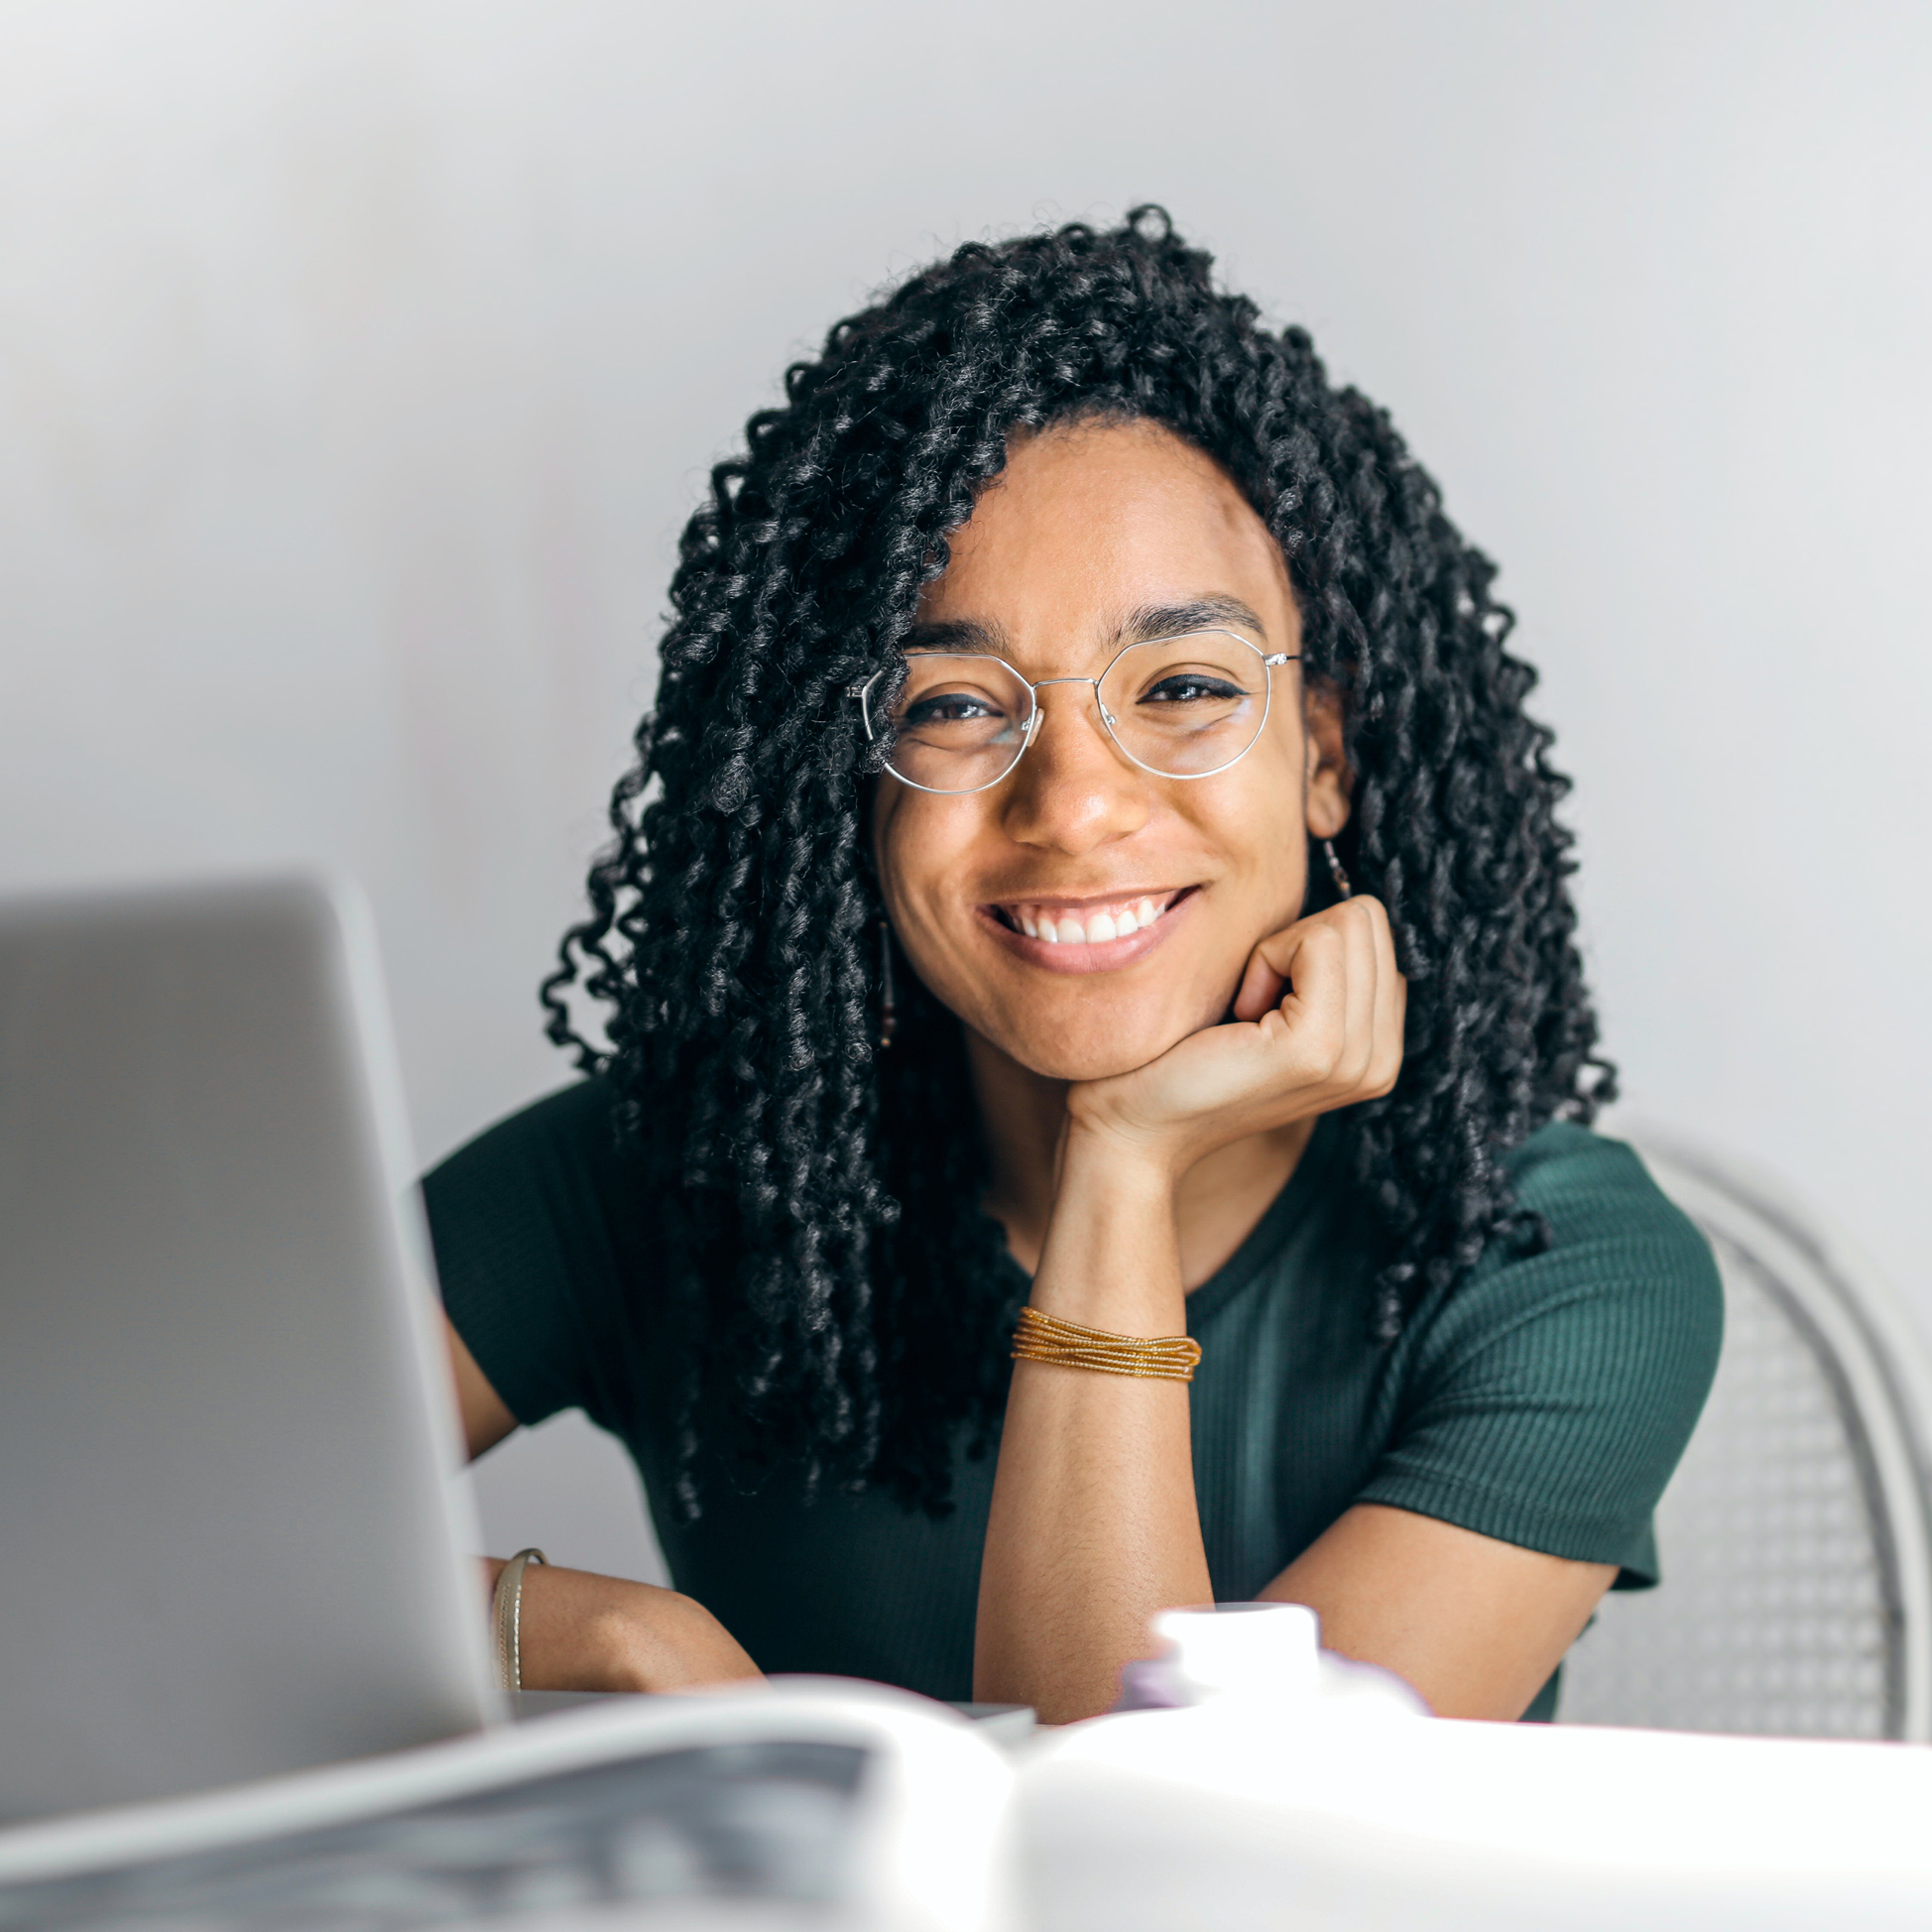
[420,1080,637,1432]
[1355,1124,1723,1588]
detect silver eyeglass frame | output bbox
[857,628,1297,795]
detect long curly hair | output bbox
[542,207,1612,1516]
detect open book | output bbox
[0,1682,1018,1932]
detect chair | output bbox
[1558,1132,1932,1741]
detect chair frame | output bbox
[1630,1131,1932,1742]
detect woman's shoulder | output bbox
[422,1078,651,1427]
[1440,1116,1724,1355]
[426,1076,623,1184]
[1501,1120,1719,1280]
[1502,1117,1703,1237]
[1364,1119,1725,1581]
[423,1075,651,1299]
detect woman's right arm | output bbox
[448,1318,519,1460]
[445,1318,762,1693]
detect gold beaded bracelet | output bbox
[1011,1304,1203,1383]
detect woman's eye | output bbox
[905,692,1000,727]
[1142,675,1245,705]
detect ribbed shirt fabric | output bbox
[424,1081,1722,1722]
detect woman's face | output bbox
[872,418,1350,1082]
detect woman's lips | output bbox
[977,887,1197,974]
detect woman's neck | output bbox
[965,1029,1316,1292]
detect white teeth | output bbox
[1008,897,1176,943]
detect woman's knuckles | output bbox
[1075,961,1406,1154]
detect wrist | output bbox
[1058,1115,1187,1197]
[1032,1132,1186,1336]
[596,1585,762,1693]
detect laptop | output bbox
[0,876,500,1824]
[0,876,1023,1931]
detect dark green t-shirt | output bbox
[424,1081,1721,1721]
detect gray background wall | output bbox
[4,0,1928,1580]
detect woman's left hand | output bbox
[1065,895,1406,1178]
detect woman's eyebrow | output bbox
[1118,596,1269,644]
[902,597,1268,657]
[902,617,1008,654]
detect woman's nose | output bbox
[998,683,1151,854]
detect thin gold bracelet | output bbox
[1011,1304,1202,1383]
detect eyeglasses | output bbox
[859,629,1296,795]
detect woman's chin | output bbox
[944,972,1234,1086]
[995,1022,1191,1085]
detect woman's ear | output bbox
[1303,679,1351,841]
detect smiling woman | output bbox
[422,210,1722,1725]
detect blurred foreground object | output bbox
[0,875,499,1818]
[1020,1689,1932,1929]
[1115,1602,1426,1717]
[0,1684,1018,1932]
[1561,1134,1932,1741]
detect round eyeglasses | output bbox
[859,629,1296,795]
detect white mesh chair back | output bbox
[1559,1135,1932,1741]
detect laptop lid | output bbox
[0,875,498,1823]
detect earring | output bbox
[877,919,898,1049]
[1322,839,1353,901]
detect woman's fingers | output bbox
[1238,919,1329,1026]
[1231,937,1288,1022]
[1267,921,1347,1070]
[1238,898,1403,1101]
[1336,899,1380,1087]
[1364,899,1406,1095]
[1073,897,1407,1160]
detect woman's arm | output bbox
[448,1319,518,1460]
[972,895,1627,1722]
[485,1555,763,1693]
[973,1144,1210,1723]
[975,901,1404,1722]
[446,1318,762,1693]
[1264,1505,1615,1720]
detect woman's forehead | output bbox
[915,421,1296,671]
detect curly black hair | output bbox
[542,207,1613,1517]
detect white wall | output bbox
[5,0,1929,1546]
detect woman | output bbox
[427,209,1721,1726]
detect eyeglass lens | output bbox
[875,632,1271,793]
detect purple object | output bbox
[1113,1652,1190,1713]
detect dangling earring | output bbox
[1322,838,1353,901]
[877,919,898,1049]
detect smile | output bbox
[996,890,1180,944]
[980,887,1196,973]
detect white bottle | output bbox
[1118,1602,1427,1717]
